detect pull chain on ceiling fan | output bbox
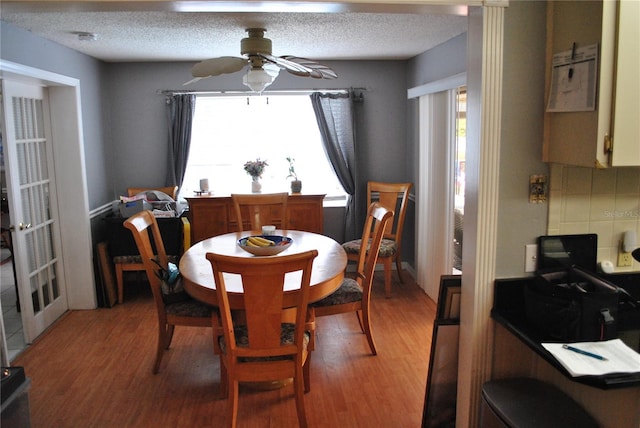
[186,28,337,92]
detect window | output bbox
[180,94,346,201]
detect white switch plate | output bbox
[525,244,538,272]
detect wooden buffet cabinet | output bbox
[185,193,325,243]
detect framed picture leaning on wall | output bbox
[422,275,461,428]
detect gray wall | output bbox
[497,1,549,277]
[103,60,409,201]
[1,21,114,209]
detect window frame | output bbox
[179,92,348,205]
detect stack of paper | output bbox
[542,339,640,377]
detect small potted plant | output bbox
[286,157,302,193]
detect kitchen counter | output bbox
[492,274,640,390]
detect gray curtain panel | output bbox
[166,94,196,192]
[310,91,357,241]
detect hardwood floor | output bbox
[13,272,436,427]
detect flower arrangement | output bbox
[286,157,298,181]
[243,158,268,179]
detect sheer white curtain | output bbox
[417,90,457,299]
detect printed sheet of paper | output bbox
[542,339,640,377]
[546,44,598,112]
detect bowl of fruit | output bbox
[237,235,293,256]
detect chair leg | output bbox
[294,369,309,428]
[153,325,167,374]
[219,359,229,399]
[395,254,404,283]
[165,324,175,349]
[383,257,392,298]
[303,352,311,393]
[359,307,377,355]
[227,380,239,428]
[355,310,365,333]
[115,264,124,304]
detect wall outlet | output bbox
[525,244,538,272]
[618,251,633,267]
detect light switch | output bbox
[525,244,538,272]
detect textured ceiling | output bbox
[1,2,469,62]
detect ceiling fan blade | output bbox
[183,77,204,86]
[258,53,313,75]
[280,56,338,79]
[190,56,248,78]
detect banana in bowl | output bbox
[237,235,293,256]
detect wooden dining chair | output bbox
[206,249,318,428]
[115,186,180,304]
[231,192,289,232]
[124,210,214,374]
[342,181,412,297]
[311,202,393,355]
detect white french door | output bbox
[1,79,68,342]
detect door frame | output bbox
[2,80,70,342]
[1,60,96,313]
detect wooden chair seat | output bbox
[342,238,398,258]
[218,324,312,362]
[310,279,362,307]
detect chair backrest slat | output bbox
[231,192,289,232]
[357,202,394,294]
[367,181,412,242]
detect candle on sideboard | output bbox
[199,178,209,192]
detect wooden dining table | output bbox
[179,230,347,308]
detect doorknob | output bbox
[10,222,32,231]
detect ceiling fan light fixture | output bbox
[243,67,276,93]
[188,27,337,89]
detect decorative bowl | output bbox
[237,235,293,256]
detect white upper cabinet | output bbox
[543,0,639,167]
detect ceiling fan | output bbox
[186,28,338,92]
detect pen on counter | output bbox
[562,344,608,361]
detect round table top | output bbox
[179,230,347,308]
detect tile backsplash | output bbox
[548,165,640,272]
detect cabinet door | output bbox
[543,0,610,167]
[288,197,324,233]
[188,200,228,242]
[610,0,640,166]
